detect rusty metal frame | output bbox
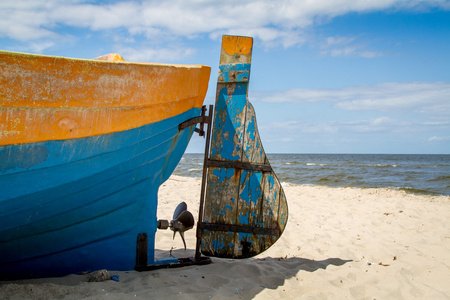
[197,223,280,236]
[178,105,210,136]
[135,256,212,271]
[194,104,214,261]
[205,159,272,172]
[135,233,211,271]
[135,105,214,271]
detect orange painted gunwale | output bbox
[0,51,211,146]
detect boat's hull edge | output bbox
[0,108,200,279]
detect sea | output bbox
[174,153,450,196]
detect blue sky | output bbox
[1,1,449,154]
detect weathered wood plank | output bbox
[201,166,238,257]
[199,35,288,259]
[241,102,266,164]
[209,83,248,161]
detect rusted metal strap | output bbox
[178,106,211,136]
[136,233,148,267]
[198,222,280,236]
[178,116,211,131]
[135,233,212,271]
[135,256,212,271]
[206,159,272,172]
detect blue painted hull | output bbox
[0,108,200,279]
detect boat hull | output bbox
[0,108,200,279]
[0,50,210,279]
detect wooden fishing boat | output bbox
[1,35,288,279]
[0,50,210,279]
[136,36,288,273]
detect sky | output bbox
[1,0,449,154]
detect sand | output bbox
[1,175,449,299]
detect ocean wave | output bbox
[372,164,398,168]
[175,153,449,196]
[427,175,450,182]
[398,187,440,196]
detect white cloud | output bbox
[27,41,57,53]
[255,81,450,118]
[335,117,411,133]
[335,82,450,120]
[319,35,384,58]
[264,116,431,138]
[263,120,338,134]
[115,45,197,62]
[1,0,449,46]
[281,137,294,142]
[428,136,450,142]
[423,121,450,126]
[322,41,384,58]
[263,121,301,132]
[303,123,339,133]
[326,36,356,46]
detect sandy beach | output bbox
[1,174,449,299]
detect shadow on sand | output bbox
[151,248,353,299]
[0,249,352,300]
[200,256,352,291]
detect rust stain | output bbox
[233,168,240,180]
[0,51,211,146]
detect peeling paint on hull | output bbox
[0,51,210,279]
[0,108,200,279]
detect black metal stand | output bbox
[135,256,211,272]
[135,105,214,272]
[195,104,214,262]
